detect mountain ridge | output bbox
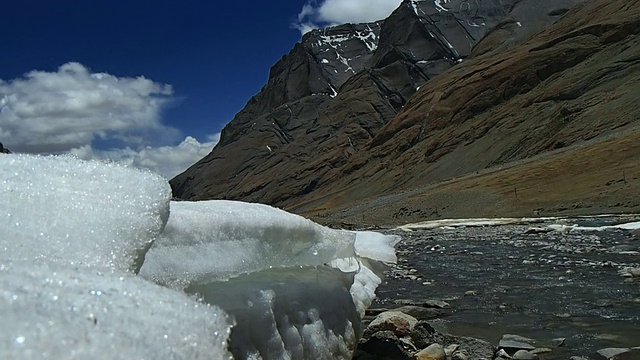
[171,0,639,225]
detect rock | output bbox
[495,348,512,359]
[630,229,640,239]
[498,339,536,351]
[464,290,477,296]
[423,300,450,309]
[502,334,535,343]
[619,267,640,277]
[395,305,447,320]
[451,351,469,360]
[416,343,445,360]
[444,344,459,357]
[513,350,539,359]
[523,227,553,235]
[365,311,417,337]
[357,330,410,359]
[531,347,552,354]
[597,347,632,359]
[569,357,589,360]
[0,142,9,154]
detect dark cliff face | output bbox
[170,0,611,210]
[0,142,10,154]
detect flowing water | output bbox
[374,217,640,358]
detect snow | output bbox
[410,0,426,15]
[434,0,450,12]
[548,221,640,233]
[399,216,640,233]
[398,218,536,231]
[0,153,398,359]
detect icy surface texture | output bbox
[0,260,232,360]
[1,154,398,360]
[141,200,400,359]
[139,200,358,287]
[0,154,171,271]
[0,154,230,359]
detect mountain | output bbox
[171,0,640,225]
[0,142,10,154]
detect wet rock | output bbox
[423,299,450,309]
[415,343,445,360]
[357,330,411,359]
[464,290,478,296]
[597,347,632,359]
[513,350,539,359]
[365,311,417,337]
[630,229,640,239]
[523,227,553,235]
[394,305,447,320]
[618,267,640,278]
[502,334,535,343]
[498,339,536,351]
[495,348,512,359]
[444,344,459,357]
[531,347,552,354]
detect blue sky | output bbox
[0,0,402,178]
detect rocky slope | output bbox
[171,0,640,224]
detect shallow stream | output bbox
[374,217,640,358]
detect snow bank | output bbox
[0,154,398,360]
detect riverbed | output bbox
[373,216,640,358]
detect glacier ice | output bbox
[0,154,398,359]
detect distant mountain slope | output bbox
[168,0,640,223]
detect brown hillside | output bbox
[295,0,640,222]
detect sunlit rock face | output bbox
[0,154,398,360]
[169,0,583,212]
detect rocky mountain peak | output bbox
[169,0,640,223]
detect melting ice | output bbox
[0,154,398,359]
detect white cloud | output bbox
[69,134,219,179]
[0,62,175,153]
[0,62,219,178]
[294,0,402,34]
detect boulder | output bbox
[415,344,445,360]
[365,311,418,338]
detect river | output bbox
[373,216,640,358]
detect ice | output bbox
[139,200,359,288]
[0,260,232,360]
[548,221,640,232]
[140,200,400,359]
[0,154,171,271]
[1,154,398,359]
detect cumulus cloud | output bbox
[0,62,175,153]
[294,0,402,34]
[69,134,219,179]
[0,62,220,178]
